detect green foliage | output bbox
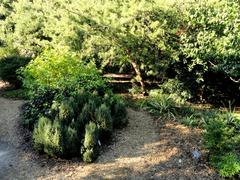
[33,117,63,157]
[174,0,240,102]
[22,49,106,94]
[0,55,31,87]
[95,104,113,132]
[22,89,56,130]
[204,112,240,177]
[82,122,99,163]
[58,100,75,124]
[83,122,99,149]
[2,88,28,100]
[157,79,192,104]
[23,88,127,162]
[214,153,240,177]
[144,94,177,118]
[112,100,128,128]
[62,126,80,156]
[83,148,97,163]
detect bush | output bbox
[33,117,63,157]
[211,153,240,178]
[112,100,128,128]
[24,89,127,162]
[22,89,56,130]
[82,122,99,163]
[157,79,192,104]
[95,104,113,132]
[144,94,177,119]
[173,0,240,103]
[0,55,31,87]
[22,49,106,95]
[204,112,240,177]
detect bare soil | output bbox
[0,81,220,179]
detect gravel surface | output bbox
[0,81,220,179]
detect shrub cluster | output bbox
[23,89,127,162]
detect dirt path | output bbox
[0,96,50,179]
[44,109,219,180]
[0,81,219,179]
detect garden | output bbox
[0,0,239,178]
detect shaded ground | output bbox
[0,81,219,179]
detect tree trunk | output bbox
[131,61,145,94]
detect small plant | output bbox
[33,117,63,157]
[181,115,199,127]
[212,153,240,178]
[204,111,240,177]
[144,94,177,119]
[95,104,113,132]
[82,122,99,163]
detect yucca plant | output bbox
[145,94,177,119]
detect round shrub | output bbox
[22,49,106,93]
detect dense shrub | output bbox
[24,89,127,162]
[204,113,240,177]
[82,122,99,163]
[0,55,31,87]
[22,49,106,95]
[33,117,63,157]
[173,0,240,103]
[22,89,56,130]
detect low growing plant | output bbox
[204,112,240,177]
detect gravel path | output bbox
[0,81,219,179]
[0,97,48,179]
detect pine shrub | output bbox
[58,100,75,125]
[62,125,80,157]
[95,104,113,132]
[83,148,96,163]
[33,117,63,157]
[83,122,99,162]
[112,101,128,128]
[24,88,127,162]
